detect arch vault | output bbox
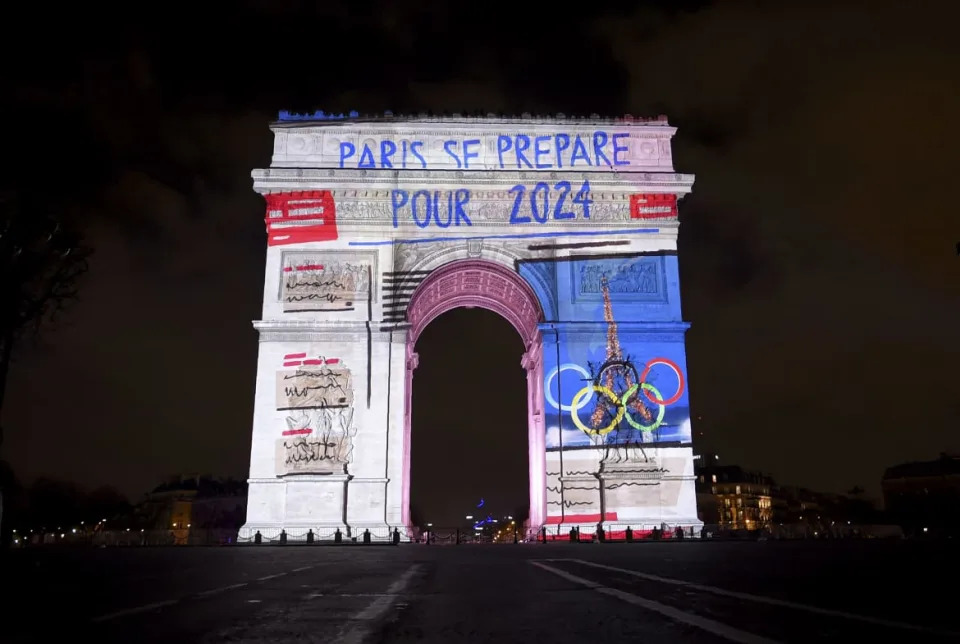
[240,113,702,540]
[402,259,546,529]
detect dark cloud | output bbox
[600,0,960,490]
[3,0,958,503]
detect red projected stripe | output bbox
[630,193,677,219]
[282,264,326,272]
[264,191,338,245]
[281,429,312,436]
[283,361,302,367]
[325,358,340,364]
[302,359,323,365]
[541,529,655,541]
[284,353,307,359]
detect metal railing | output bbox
[12,523,710,548]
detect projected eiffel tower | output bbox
[589,275,653,430]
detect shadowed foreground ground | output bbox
[0,540,955,643]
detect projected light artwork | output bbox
[239,113,701,542]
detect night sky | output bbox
[3,1,958,516]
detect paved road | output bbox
[0,541,955,643]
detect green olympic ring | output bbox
[621,383,666,433]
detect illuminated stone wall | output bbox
[239,114,701,539]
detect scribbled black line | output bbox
[605,481,662,489]
[382,271,431,276]
[366,264,372,409]
[283,437,341,465]
[527,240,630,251]
[283,385,349,401]
[546,500,593,507]
[285,293,343,303]
[282,368,344,380]
[283,307,355,312]
[277,404,348,411]
[563,470,596,476]
[285,277,347,290]
[283,374,343,389]
[546,471,561,477]
[602,468,667,474]
[546,486,562,494]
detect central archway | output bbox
[401,259,546,530]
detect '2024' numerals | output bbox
[508,180,592,224]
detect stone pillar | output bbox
[522,336,546,530]
[400,344,419,528]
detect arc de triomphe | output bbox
[239,112,701,540]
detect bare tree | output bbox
[0,189,91,536]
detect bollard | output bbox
[393,527,400,545]
[597,525,605,543]
[363,529,371,544]
[513,532,518,544]
[279,529,287,544]
[335,528,342,544]
[306,529,314,544]
[254,530,262,544]
[456,528,461,545]
[626,526,634,542]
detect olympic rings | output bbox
[639,357,685,406]
[595,359,641,388]
[570,385,624,435]
[621,383,666,432]
[545,363,594,412]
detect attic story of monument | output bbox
[239,113,701,540]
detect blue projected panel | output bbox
[523,254,692,450]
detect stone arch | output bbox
[401,259,548,530]
[396,241,558,322]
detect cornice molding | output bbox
[253,320,397,343]
[252,167,694,191]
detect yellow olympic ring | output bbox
[621,383,666,433]
[570,385,624,435]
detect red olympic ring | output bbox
[639,357,685,406]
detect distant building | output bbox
[694,454,886,537]
[882,453,960,537]
[134,475,247,542]
[694,458,774,531]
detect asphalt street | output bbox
[0,541,956,643]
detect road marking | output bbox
[565,559,958,636]
[257,572,287,581]
[332,565,422,644]
[91,599,180,623]
[292,565,314,572]
[307,592,396,599]
[197,582,248,598]
[530,561,777,644]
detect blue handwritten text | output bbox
[339,133,630,169]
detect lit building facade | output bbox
[695,460,773,531]
[240,113,701,540]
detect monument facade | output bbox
[239,112,701,539]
